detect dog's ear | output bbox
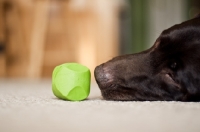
[194,13,200,19]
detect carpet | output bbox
[0,79,200,132]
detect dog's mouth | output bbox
[165,73,174,82]
[164,73,181,89]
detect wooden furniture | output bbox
[0,0,120,79]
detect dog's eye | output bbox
[170,62,177,70]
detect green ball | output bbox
[52,63,91,101]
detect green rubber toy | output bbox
[52,63,91,101]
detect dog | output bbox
[94,15,200,101]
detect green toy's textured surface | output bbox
[52,63,91,101]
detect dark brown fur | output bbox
[94,16,200,101]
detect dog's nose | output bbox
[94,64,105,83]
[94,64,114,88]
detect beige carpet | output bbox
[0,79,200,132]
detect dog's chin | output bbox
[94,74,125,100]
[95,78,115,91]
[100,88,133,101]
[95,79,137,101]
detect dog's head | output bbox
[94,16,200,101]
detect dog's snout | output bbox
[94,64,114,89]
[94,65,105,83]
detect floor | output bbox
[0,79,200,132]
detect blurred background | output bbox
[0,0,199,79]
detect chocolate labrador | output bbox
[94,15,200,101]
